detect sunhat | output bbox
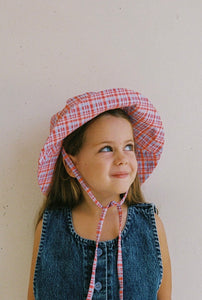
[38,88,164,195]
[37,88,164,300]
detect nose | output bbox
[114,151,128,166]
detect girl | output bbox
[28,88,171,300]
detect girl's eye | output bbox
[125,144,134,151]
[99,146,113,152]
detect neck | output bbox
[78,190,124,216]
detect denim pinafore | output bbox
[34,203,163,300]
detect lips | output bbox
[111,172,129,179]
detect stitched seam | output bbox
[150,204,163,290]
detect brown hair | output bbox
[36,109,145,225]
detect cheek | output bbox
[131,155,138,172]
[78,162,90,174]
[77,159,101,176]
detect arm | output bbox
[27,220,43,300]
[155,214,172,300]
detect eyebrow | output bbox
[95,139,135,146]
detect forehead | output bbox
[84,114,134,143]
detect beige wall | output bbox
[1,1,202,299]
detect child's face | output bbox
[70,114,138,204]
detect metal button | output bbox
[94,281,102,291]
[97,247,103,257]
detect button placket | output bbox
[93,244,107,296]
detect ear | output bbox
[63,155,77,178]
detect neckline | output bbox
[66,205,133,246]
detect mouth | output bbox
[111,172,129,179]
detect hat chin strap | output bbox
[62,148,127,300]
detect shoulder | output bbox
[127,203,159,230]
[42,207,69,221]
[130,202,156,211]
[129,202,158,218]
[154,214,170,267]
[154,213,169,261]
[154,214,166,238]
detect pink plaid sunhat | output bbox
[38,88,164,194]
[38,88,164,299]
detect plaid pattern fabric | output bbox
[38,88,164,194]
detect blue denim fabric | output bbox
[34,203,163,299]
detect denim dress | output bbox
[34,203,163,300]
